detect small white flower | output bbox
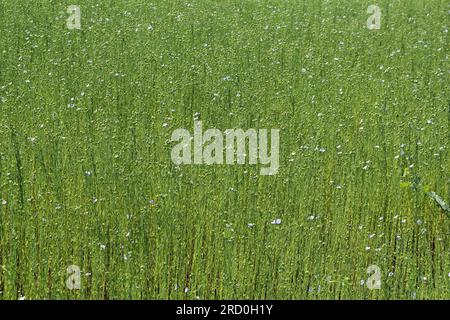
[1,200,6,205]
[100,244,106,250]
[247,223,255,228]
[271,219,282,225]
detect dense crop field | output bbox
[0,0,449,299]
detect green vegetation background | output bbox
[0,0,448,299]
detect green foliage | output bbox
[0,0,449,299]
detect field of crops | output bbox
[0,0,449,299]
